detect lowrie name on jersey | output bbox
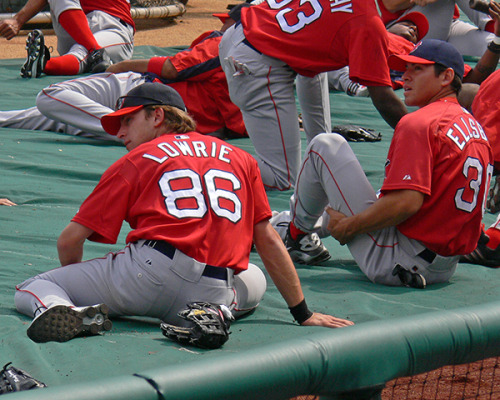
[143,137,233,164]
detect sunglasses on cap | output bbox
[115,95,166,111]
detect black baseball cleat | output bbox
[392,264,426,289]
[285,224,331,265]
[20,29,50,78]
[86,48,112,74]
[27,304,112,343]
[460,232,500,268]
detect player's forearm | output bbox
[328,190,424,244]
[14,0,47,27]
[57,222,93,266]
[107,59,149,74]
[369,86,408,129]
[465,2,500,84]
[253,221,305,307]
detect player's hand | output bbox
[325,207,354,245]
[105,63,123,73]
[0,19,21,40]
[301,312,354,328]
[0,198,17,206]
[490,1,500,36]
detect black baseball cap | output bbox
[101,83,186,135]
[388,39,464,80]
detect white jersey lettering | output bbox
[330,0,353,13]
[158,143,180,157]
[446,117,489,151]
[219,145,233,164]
[144,140,233,163]
[173,140,194,156]
[192,141,209,158]
[446,127,465,150]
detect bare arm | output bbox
[327,189,424,245]
[463,1,500,84]
[0,0,47,39]
[57,221,94,266]
[368,86,408,129]
[253,220,354,328]
[106,58,179,80]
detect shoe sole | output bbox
[20,30,46,79]
[289,249,331,265]
[27,304,112,343]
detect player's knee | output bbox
[232,263,267,318]
[36,88,55,115]
[308,132,348,156]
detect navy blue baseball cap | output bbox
[101,83,186,135]
[388,39,465,80]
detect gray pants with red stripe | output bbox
[290,133,458,286]
[219,23,331,191]
[48,0,134,73]
[15,240,266,327]
[0,71,145,141]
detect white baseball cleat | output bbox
[285,224,331,265]
[27,304,112,343]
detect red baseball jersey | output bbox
[72,132,272,272]
[81,0,135,30]
[168,32,246,137]
[241,0,392,86]
[150,32,247,137]
[381,98,493,256]
[472,69,500,169]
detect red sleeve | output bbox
[347,16,392,87]
[72,159,137,244]
[376,0,405,24]
[381,114,433,195]
[169,35,223,82]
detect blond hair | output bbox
[144,105,197,133]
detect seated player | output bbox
[0,0,134,78]
[276,40,492,289]
[14,83,353,346]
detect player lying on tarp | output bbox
[0,5,249,141]
[14,83,353,348]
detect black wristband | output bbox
[487,41,500,54]
[289,299,313,325]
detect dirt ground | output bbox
[0,0,232,59]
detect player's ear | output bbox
[440,68,455,87]
[152,107,165,127]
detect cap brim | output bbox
[396,12,429,41]
[212,13,229,23]
[101,105,144,135]
[388,54,435,72]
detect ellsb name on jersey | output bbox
[143,136,233,165]
[446,116,489,151]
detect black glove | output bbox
[332,124,382,142]
[0,362,46,394]
[160,302,234,349]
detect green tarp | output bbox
[0,46,499,398]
